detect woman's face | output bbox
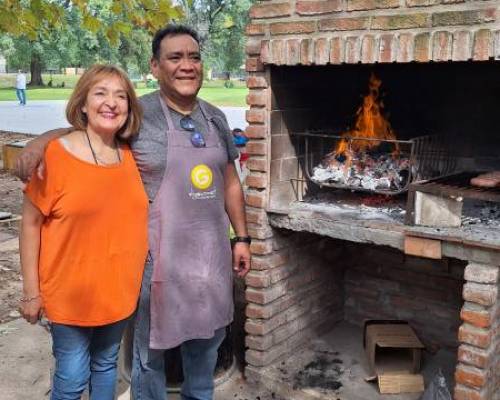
[82,75,129,136]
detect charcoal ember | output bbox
[311,151,410,192]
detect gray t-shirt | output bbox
[131,91,239,201]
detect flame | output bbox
[334,73,398,159]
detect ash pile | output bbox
[311,151,410,192]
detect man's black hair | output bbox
[152,24,200,60]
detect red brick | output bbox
[246,109,266,124]
[246,57,264,72]
[286,39,300,65]
[319,17,369,31]
[458,345,491,369]
[249,3,292,19]
[271,39,286,65]
[397,33,413,62]
[361,35,377,63]
[461,306,492,329]
[314,38,330,65]
[453,385,484,400]
[246,38,262,56]
[348,0,400,11]
[246,156,268,172]
[300,39,314,65]
[246,23,267,36]
[297,0,342,15]
[465,263,499,284]
[259,40,271,64]
[330,37,344,63]
[389,294,426,311]
[245,271,271,288]
[246,172,267,189]
[345,36,360,63]
[415,32,431,62]
[458,324,492,349]
[473,29,492,61]
[251,251,288,271]
[452,31,472,61]
[248,223,273,240]
[245,189,266,208]
[494,30,500,59]
[247,75,268,89]
[246,141,267,156]
[406,0,440,6]
[245,125,267,139]
[432,9,496,27]
[270,21,316,36]
[246,282,286,304]
[433,31,452,61]
[250,238,274,256]
[371,14,429,30]
[245,207,268,225]
[455,364,487,389]
[245,334,273,350]
[379,34,394,62]
[404,236,442,259]
[247,90,267,107]
[463,282,497,306]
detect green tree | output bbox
[179,0,254,79]
[0,0,182,85]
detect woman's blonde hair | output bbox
[66,64,142,140]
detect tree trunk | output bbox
[30,51,44,87]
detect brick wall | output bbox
[246,0,500,69]
[245,232,344,367]
[342,243,465,349]
[454,262,500,400]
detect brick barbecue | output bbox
[243,1,500,399]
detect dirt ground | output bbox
[0,131,34,324]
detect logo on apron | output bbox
[190,164,217,199]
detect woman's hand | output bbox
[20,296,43,324]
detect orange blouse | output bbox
[25,140,148,326]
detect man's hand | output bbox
[232,242,251,277]
[15,127,72,182]
[20,297,43,325]
[16,139,46,182]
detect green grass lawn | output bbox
[0,73,248,107]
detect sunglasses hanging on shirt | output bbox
[180,116,206,148]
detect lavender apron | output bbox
[148,101,233,349]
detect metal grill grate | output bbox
[290,132,457,195]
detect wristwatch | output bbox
[234,236,252,244]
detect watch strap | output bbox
[234,236,252,244]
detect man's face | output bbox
[151,34,203,103]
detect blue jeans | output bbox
[50,318,129,400]
[131,327,226,400]
[131,259,226,400]
[16,88,26,105]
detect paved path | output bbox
[0,101,247,135]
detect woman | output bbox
[19,64,148,400]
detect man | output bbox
[16,70,27,105]
[16,24,251,400]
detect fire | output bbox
[334,73,397,158]
[312,73,409,193]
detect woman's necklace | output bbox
[84,131,121,166]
